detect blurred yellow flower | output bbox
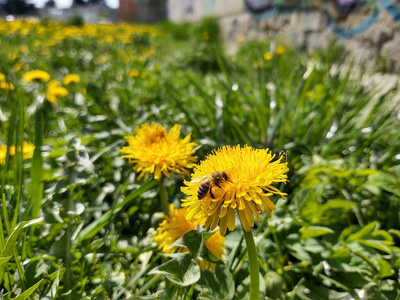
[0,81,15,90]
[62,74,81,85]
[0,74,14,90]
[275,46,285,55]
[236,34,245,43]
[8,141,35,161]
[45,80,68,103]
[203,30,210,41]
[181,145,289,235]
[0,145,7,165]
[120,123,197,180]
[264,52,273,61]
[154,204,225,270]
[128,69,140,78]
[22,70,50,82]
[252,61,261,69]
[14,62,24,72]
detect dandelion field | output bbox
[1,18,400,299]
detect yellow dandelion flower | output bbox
[236,34,245,43]
[128,69,140,78]
[154,204,198,253]
[62,74,81,85]
[252,61,261,69]
[203,30,210,41]
[181,145,289,235]
[154,204,225,270]
[275,46,285,55]
[45,80,68,103]
[0,74,14,90]
[0,81,15,90]
[120,123,197,180]
[0,145,7,165]
[22,70,50,82]
[9,141,35,160]
[264,52,273,61]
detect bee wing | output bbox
[190,174,211,183]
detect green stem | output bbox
[243,228,259,300]
[135,274,162,297]
[158,175,169,215]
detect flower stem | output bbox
[243,228,260,300]
[158,175,170,215]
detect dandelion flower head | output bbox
[154,204,225,270]
[22,70,50,82]
[62,74,81,85]
[181,145,289,235]
[0,145,7,165]
[120,123,197,180]
[0,73,15,90]
[45,80,68,103]
[10,141,35,160]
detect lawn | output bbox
[0,18,400,299]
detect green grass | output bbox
[0,18,399,299]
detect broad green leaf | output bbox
[346,222,377,242]
[377,259,395,278]
[389,229,400,239]
[320,199,356,211]
[369,172,400,197]
[148,252,200,286]
[358,239,392,254]
[300,226,334,240]
[171,229,223,264]
[199,266,235,300]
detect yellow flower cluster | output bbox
[120,123,197,180]
[0,141,35,165]
[45,80,68,103]
[0,20,160,46]
[0,73,15,90]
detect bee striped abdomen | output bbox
[197,180,211,200]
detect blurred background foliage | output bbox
[0,16,399,299]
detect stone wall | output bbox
[167,0,400,71]
[221,9,400,71]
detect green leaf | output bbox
[0,256,11,281]
[300,226,334,240]
[148,252,200,286]
[29,103,44,220]
[377,259,395,278]
[389,229,400,239]
[11,279,43,300]
[1,221,28,257]
[358,239,392,254]
[320,199,357,211]
[171,229,223,265]
[199,266,235,300]
[369,172,400,197]
[346,222,377,242]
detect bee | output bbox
[278,150,287,162]
[192,172,230,200]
